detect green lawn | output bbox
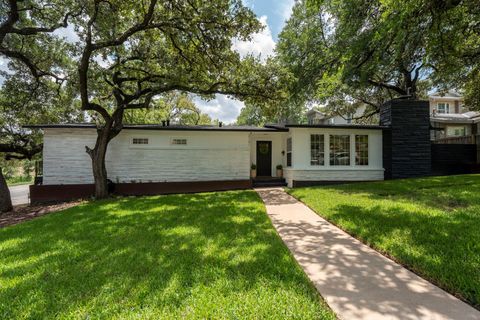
[288,174,480,308]
[0,190,334,319]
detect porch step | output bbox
[252,177,287,188]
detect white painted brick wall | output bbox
[284,169,384,187]
[43,128,250,185]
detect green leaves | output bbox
[278,0,480,115]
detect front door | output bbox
[256,141,272,176]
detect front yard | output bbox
[0,191,334,319]
[288,174,480,308]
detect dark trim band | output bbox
[30,180,253,204]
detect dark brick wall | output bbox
[380,100,431,179]
[30,180,252,204]
[431,144,478,175]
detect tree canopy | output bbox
[0,0,284,202]
[276,0,480,117]
[123,92,213,125]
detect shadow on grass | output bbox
[269,216,479,319]
[318,174,480,211]
[329,204,480,307]
[290,174,480,309]
[0,191,332,319]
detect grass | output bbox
[0,190,334,319]
[288,174,480,308]
[6,176,33,186]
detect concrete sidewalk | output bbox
[256,187,480,320]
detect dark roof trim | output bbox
[23,123,289,132]
[285,124,389,130]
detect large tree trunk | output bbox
[87,128,111,199]
[0,167,13,213]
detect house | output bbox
[429,91,480,142]
[26,100,434,203]
[27,122,384,187]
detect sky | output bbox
[0,0,295,123]
[195,0,295,123]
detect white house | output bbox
[28,123,385,194]
[429,91,480,142]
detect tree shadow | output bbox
[289,175,480,309]
[268,206,480,319]
[0,191,332,319]
[316,174,480,212]
[330,203,480,305]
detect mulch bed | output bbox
[0,201,82,228]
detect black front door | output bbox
[256,141,272,176]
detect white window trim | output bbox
[329,134,352,167]
[306,132,371,168]
[286,137,293,167]
[355,134,369,166]
[310,134,325,166]
[437,103,450,114]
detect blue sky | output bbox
[194,0,295,123]
[244,0,294,40]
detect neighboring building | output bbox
[306,105,369,125]
[429,91,480,142]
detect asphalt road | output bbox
[8,184,30,206]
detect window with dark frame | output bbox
[132,138,149,145]
[286,137,292,167]
[329,135,350,166]
[310,134,325,165]
[171,138,187,145]
[355,135,369,165]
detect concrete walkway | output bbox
[256,187,480,320]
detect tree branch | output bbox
[367,79,407,95]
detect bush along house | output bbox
[26,100,436,203]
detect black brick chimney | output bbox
[380,99,431,179]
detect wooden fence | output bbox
[432,135,476,144]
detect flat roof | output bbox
[285,124,389,130]
[24,123,390,132]
[23,123,289,132]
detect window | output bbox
[437,103,450,114]
[171,138,187,145]
[330,135,350,166]
[447,126,466,137]
[286,138,292,167]
[355,135,369,165]
[310,134,325,165]
[132,138,148,145]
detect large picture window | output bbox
[330,135,350,166]
[355,135,369,165]
[310,134,325,165]
[286,138,292,167]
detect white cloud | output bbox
[279,0,295,22]
[232,15,276,61]
[193,95,245,124]
[52,24,79,43]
